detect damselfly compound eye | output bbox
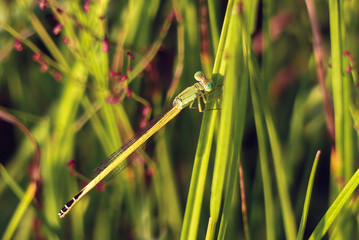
[205,82,213,92]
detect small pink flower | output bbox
[14,39,23,51]
[66,159,76,175]
[106,97,114,104]
[106,96,119,104]
[126,88,132,98]
[126,51,134,60]
[96,183,106,192]
[109,70,116,76]
[39,0,47,10]
[102,38,109,53]
[345,65,352,73]
[139,118,148,129]
[62,37,69,44]
[343,51,350,57]
[120,74,128,82]
[83,0,91,13]
[67,159,76,169]
[82,181,89,188]
[166,10,176,21]
[33,53,41,62]
[40,62,48,73]
[350,56,355,63]
[53,70,62,82]
[142,105,150,116]
[53,24,63,35]
[127,67,133,71]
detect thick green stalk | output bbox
[329,0,344,174]
[207,2,242,238]
[180,1,235,239]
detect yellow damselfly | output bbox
[58,71,214,218]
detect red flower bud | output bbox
[14,39,23,51]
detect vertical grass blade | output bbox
[216,26,249,239]
[180,1,235,239]
[247,49,276,240]
[206,2,243,238]
[297,151,321,240]
[242,15,297,240]
[329,0,344,174]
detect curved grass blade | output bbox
[308,168,359,240]
[297,150,321,240]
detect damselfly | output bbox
[58,71,214,218]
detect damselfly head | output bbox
[194,71,206,82]
[194,71,212,92]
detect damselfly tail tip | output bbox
[58,211,64,218]
[58,190,84,218]
[58,206,67,218]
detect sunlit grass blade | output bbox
[297,150,321,240]
[308,168,359,240]
[206,2,243,238]
[180,1,235,239]
[216,23,249,238]
[247,50,276,240]
[207,0,219,52]
[329,0,344,175]
[2,182,36,240]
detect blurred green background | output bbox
[0,0,358,239]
